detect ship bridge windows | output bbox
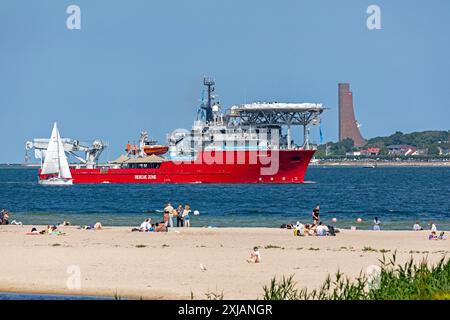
[127,163,161,169]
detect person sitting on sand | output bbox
[146,218,152,231]
[28,227,39,235]
[94,222,103,230]
[0,209,4,224]
[155,222,167,232]
[373,217,381,231]
[306,224,317,236]
[183,204,191,228]
[294,221,305,236]
[413,221,423,231]
[140,219,149,232]
[247,246,261,263]
[163,209,170,228]
[430,222,437,233]
[1,210,10,225]
[316,222,329,236]
[48,225,65,236]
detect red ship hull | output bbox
[39,150,315,184]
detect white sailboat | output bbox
[39,122,73,185]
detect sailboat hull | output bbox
[38,177,73,186]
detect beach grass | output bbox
[205,288,224,300]
[262,253,450,300]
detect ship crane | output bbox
[25,138,107,168]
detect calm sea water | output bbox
[0,166,449,230]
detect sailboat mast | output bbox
[57,130,62,178]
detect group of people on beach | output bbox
[27,225,66,236]
[286,204,446,240]
[0,208,22,225]
[163,203,192,228]
[289,204,338,237]
[132,203,193,232]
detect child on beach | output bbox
[182,204,191,228]
[247,247,261,263]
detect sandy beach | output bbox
[0,226,448,299]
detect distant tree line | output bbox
[316,130,450,158]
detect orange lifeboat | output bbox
[143,145,169,156]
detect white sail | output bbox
[58,129,72,179]
[41,123,60,175]
[41,122,72,180]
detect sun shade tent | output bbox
[109,155,131,164]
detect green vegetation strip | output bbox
[262,253,450,300]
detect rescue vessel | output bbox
[27,78,325,184]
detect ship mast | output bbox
[202,77,215,124]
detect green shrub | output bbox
[262,253,450,300]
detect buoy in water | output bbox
[194,210,200,215]
[356,218,363,223]
[331,217,337,223]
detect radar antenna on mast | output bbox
[201,76,216,123]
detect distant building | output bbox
[438,147,450,155]
[346,151,361,156]
[415,148,429,156]
[387,145,417,156]
[361,147,381,156]
[338,83,367,148]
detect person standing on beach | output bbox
[182,204,191,228]
[163,210,170,228]
[165,203,174,228]
[312,204,320,226]
[176,204,184,227]
[373,217,381,231]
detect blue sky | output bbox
[1,0,449,163]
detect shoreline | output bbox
[1,226,448,299]
[1,161,450,169]
[315,161,450,167]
